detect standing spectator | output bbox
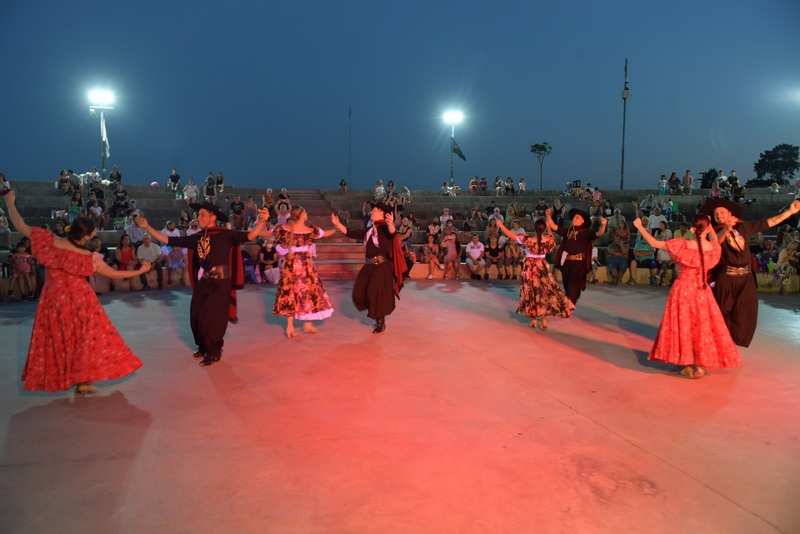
[374,179,386,200]
[229,194,245,230]
[441,229,460,280]
[183,177,199,204]
[682,170,694,195]
[204,175,217,203]
[244,196,259,227]
[439,207,453,227]
[518,177,527,193]
[167,168,181,192]
[606,223,631,286]
[339,178,348,192]
[10,240,36,300]
[215,171,225,193]
[109,165,122,184]
[658,175,668,195]
[468,177,479,194]
[275,198,291,226]
[479,176,488,193]
[668,172,681,195]
[505,177,515,195]
[465,234,487,280]
[262,189,274,210]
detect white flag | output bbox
[100,113,111,159]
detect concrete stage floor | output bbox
[0,282,798,534]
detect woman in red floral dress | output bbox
[497,218,574,330]
[273,207,336,338]
[632,214,741,378]
[3,190,150,394]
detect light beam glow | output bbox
[88,88,116,109]
[442,110,464,126]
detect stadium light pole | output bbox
[88,88,115,177]
[442,110,464,182]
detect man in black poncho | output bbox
[704,198,799,347]
[330,202,407,333]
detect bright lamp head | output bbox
[442,110,464,126]
[88,88,115,110]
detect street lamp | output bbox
[442,110,464,182]
[88,88,115,177]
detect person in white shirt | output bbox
[682,170,694,195]
[465,234,487,280]
[125,213,148,246]
[518,177,526,193]
[647,207,668,232]
[717,168,728,184]
[162,220,181,238]
[136,234,164,289]
[374,180,385,200]
[183,178,199,204]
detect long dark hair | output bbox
[534,218,547,249]
[693,214,711,288]
[67,216,96,247]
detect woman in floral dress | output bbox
[632,214,740,379]
[273,207,336,338]
[497,219,574,330]
[3,190,150,394]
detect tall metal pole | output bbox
[99,110,107,177]
[449,124,455,182]
[620,58,630,191]
[347,105,352,182]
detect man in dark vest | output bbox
[137,202,268,366]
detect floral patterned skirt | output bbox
[273,255,334,320]
[517,258,575,319]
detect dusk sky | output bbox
[2,0,799,190]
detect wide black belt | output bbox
[367,256,387,265]
[724,266,751,276]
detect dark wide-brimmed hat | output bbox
[568,208,590,226]
[701,198,744,219]
[190,202,228,223]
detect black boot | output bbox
[192,350,205,359]
[372,318,386,334]
[199,352,221,366]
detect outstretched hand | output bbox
[385,212,394,225]
[632,217,643,229]
[330,212,341,226]
[791,199,800,213]
[138,261,152,273]
[134,215,149,229]
[2,190,15,205]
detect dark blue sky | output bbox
[2,0,799,190]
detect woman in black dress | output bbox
[705,198,800,346]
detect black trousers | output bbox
[352,261,395,320]
[561,261,588,305]
[189,279,232,358]
[713,273,758,347]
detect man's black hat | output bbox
[190,201,228,223]
[567,208,590,227]
[370,201,391,214]
[701,198,744,219]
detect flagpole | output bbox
[100,111,107,177]
[347,105,352,182]
[620,58,630,191]
[449,124,455,182]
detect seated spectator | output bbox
[468,177,479,194]
[114,234,143,291]
[125,213,147,247]
[183,177,199,204]
[488,206,504,223]
[399,186,412,206]
[503,238,522,279]
[654,221,675,286]
[439,207,453,227]
[423,234,442,280]
[673,222,693,240]
[186,219,201,236]
[639,194,657,215]
[229,194,245,230]
[534,199,549,219]
[85,192,107,229]
[484,217,503,247]
[0,207,11,235]
[167,168,181,191]
[775,240,799,293]
[275,199,292,226]
[441,229,460,280]
[136,234,164,289]
[468,206,487,228]
[67,191,82,223]
[465,234,487,280]
[162,245,187,287]
[647,207,667,232]
[504,177,515,195]
[484,235,505,279]
[56,169,71,194]
[262,188,274,210]
[162,220,181,238]
[629,220,659,285]
[339,178,348,192]
[10,240,36,300]
[606,224,630,286]
[258,239,281,284]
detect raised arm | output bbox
[135,215,169,244]
[544,208,559,232]
[385,212,396,235]
[595,216,608,238]
[766,200,800,228]
[330,212,348,234]
[2,191,32,238]
[496,219,522,242]
[631,218,667,250]
[94,256,152,280]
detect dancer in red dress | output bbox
[3,190,150,394]
[632,214,740,378]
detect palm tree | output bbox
[530,142,552,191]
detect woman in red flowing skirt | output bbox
[632,214,741,378]
[3,190,150,394]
